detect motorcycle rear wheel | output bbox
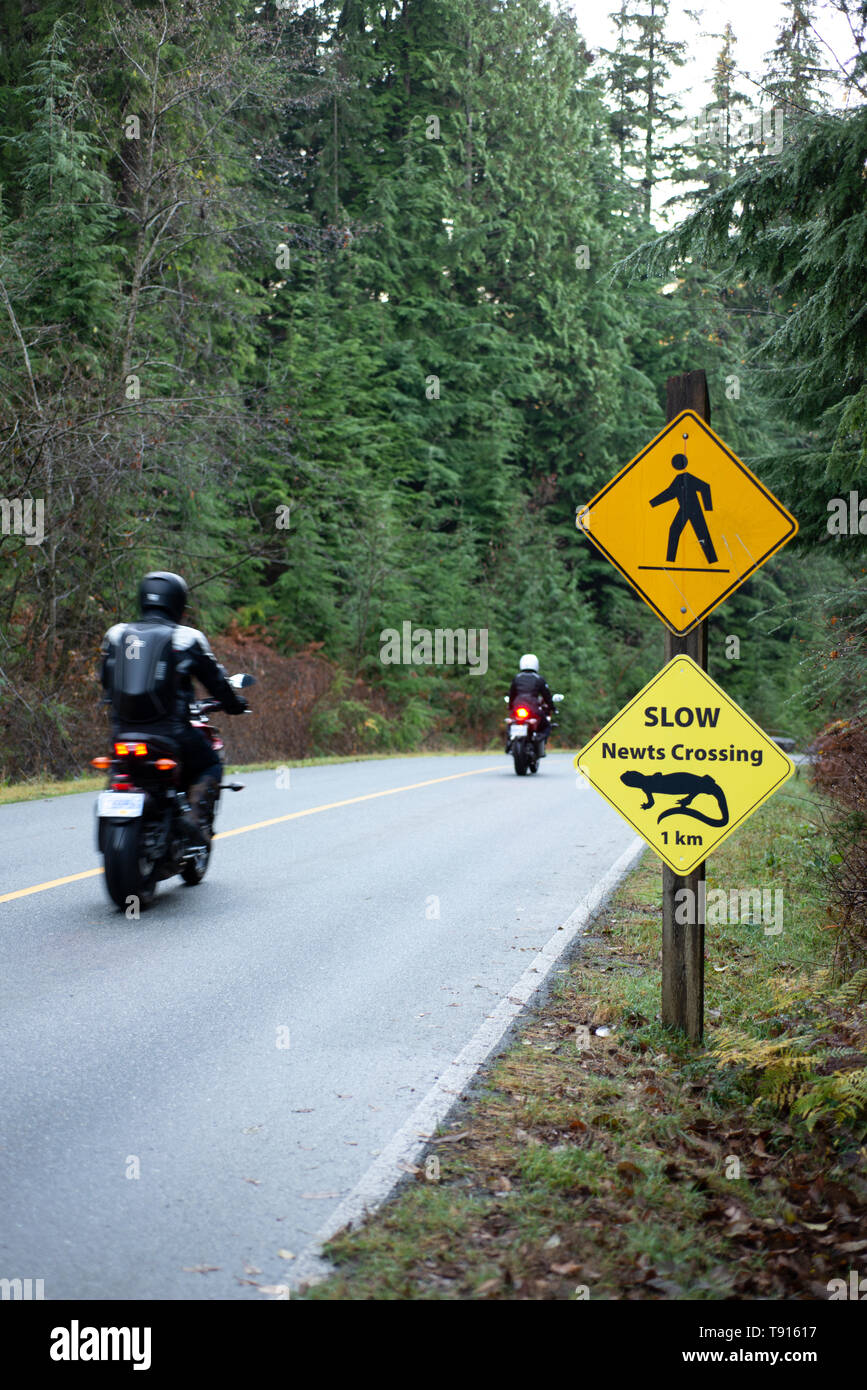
[104,821,158,910]
[513,744,530,775]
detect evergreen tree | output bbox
[764,0,831,119]
[688,22,754,193]
[626,99,867,546]
[603,0,688,221]
[0,0,851,770]
[0,18,121,368]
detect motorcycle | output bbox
[504,691,564,775]
[92,674,255,910]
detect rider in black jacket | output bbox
[100,571,248,846]
[508,653,554,744]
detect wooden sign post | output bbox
[661,371,710,1041]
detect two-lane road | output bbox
[0,753,637,1299]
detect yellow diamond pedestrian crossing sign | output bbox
[575,656,795,874]
[576,411,798,634]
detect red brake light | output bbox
[114,742,129,756]
[133,742,148,757]
[514,707,530,719]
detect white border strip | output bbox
[289,835,645,1290]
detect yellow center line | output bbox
[0,867,105,903]
[0,765,496,906]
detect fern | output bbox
[711,964,867,1133]
[712,1028,816,1068]
[792,1067,867,1134]
[828,968,867,1008]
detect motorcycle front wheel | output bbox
[103,820,158,910]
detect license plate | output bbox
[98,792,145,818]
[510,724,527,737]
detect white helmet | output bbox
[519,653,539,672]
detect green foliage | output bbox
[622,104,867,539]
[763,0,833,118]
[602,0,688,219]
[0,0,861,773]
[712,967,867,1139]
[793,1067,867,1132]
[0,16,122,365]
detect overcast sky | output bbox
[567,0,858,115]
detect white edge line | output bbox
[288,834,646,1291]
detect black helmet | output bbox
[138,571,188,622]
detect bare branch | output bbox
[0,277,43,416]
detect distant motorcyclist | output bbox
[508,653,554,748]
[99,571,248,848]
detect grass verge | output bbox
[302,777,866,1300]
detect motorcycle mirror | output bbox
[552,693,564,702]
[230,673,256,689]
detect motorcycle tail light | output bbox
[91,756,112,770]
[113,780,134,791]
[114,742,129,756]
[154,758,177,771]
[133,742,148,757]
[514,707,530,719]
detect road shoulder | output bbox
[298,785,867,1300]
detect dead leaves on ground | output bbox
[399,981,867,1301]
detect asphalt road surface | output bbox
[0,753,637,1300]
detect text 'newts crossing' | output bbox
[601,705,764,767]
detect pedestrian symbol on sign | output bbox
[573,411,797,634]
[648,452,721,568]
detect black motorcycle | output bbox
[504,692,564,775]
[92,674,255,909]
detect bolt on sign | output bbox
[575,411,798,635]
[575,656,795,875]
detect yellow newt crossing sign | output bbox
[575,656,795,874]
[576,411,798,634]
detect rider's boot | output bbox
[181,780,213,852]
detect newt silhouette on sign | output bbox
[649,453,718,565]
[620,769,729,827]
